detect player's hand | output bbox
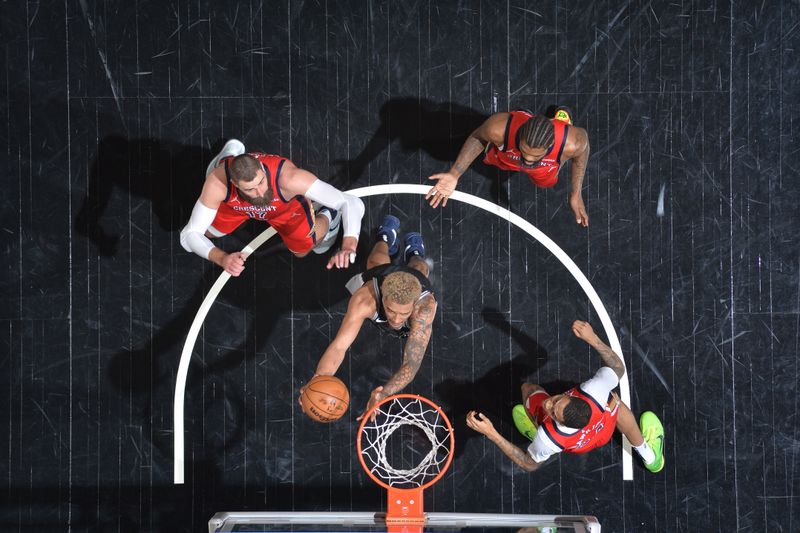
[571,320,598,344]
[327,237,358,270]
[221,251,246,276]
[357,386,385,422]
[297,374,317,407]
[426,172,459,208]
[569,194,589,227]
[466,411,496,436]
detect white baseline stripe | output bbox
[173,184,633,483]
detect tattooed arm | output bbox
[466,411,543,473]
[426,113,509,208]
[383,294,437,395]
[571,320,626,378]
[566,126,591,227]
[359,295,437,418]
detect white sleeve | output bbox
[527,428,561,463]
[579,367,620,405]
[304,179,365,239]
[179,200,218,259]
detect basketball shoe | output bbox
[206,139,246,177]
[377,215,401,255]
[639,411,665,473]
[512,404,538,441]
[551,106,573,125]
[403,232,425,264]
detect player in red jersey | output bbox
[466,320,665,474]
[426,107,591,227]
[180,140,365,275]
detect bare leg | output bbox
[293,208,330,258]
[312,213,330,244]
[615,400,644,447]
[407,255,429,277]
[520,382,544,403]
[366,241,392,269]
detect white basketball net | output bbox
[359,396,452,489]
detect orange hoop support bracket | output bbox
[357,394,455,533]
[386,486,424,532]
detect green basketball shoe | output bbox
[639,411,665,473]
[512,404,538,441]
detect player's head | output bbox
[543,394,591,428]
[380,272,422,329]
[517,115,555,168]
[229,154,271,206]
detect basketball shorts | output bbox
[209,197,317,254]
[524,390,551,426]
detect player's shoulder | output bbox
[564,125,589,154]
[349,284,378,317]
[409,294,437,329]
[202,167,229,199]
[481,112,513,141]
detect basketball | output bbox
[301,375,350,423]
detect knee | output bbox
[521,383,543,398]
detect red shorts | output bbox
[524,390,551,426]
[209,197,317,254]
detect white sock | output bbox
[634,441,656,464]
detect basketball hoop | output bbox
[357,394,454,533]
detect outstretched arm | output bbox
[571,320,625,378]
[466,411,543,472]
[314,293,371,376]
[426,113,508,208]
[359,296,437,418]
[567,127,591,227]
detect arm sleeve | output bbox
[304,179,365,239]
[579,366,620,405]
[179,200,218,259]
[527,429,561,463]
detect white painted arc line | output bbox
[173,184,633,484]
[172,227,277,484]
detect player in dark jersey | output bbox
[466,320,665,474]
[300,215,437,418]
[180,139,365,275]
[426,107,591,227]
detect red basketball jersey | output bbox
[483,110,569,188]
[221,152,298,220]
[538,387,619,454]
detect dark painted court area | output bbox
[2,1,799,531]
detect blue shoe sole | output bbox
[377,215,401,255]
[403,232,425,263]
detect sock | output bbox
[634,441,656,464]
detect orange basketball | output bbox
[301,375,350,423]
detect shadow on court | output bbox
[105,231,374,461]
[330,97,515,206]
[434,308,550,458]
[75,135,211,256]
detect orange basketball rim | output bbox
[357,394,455,533]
